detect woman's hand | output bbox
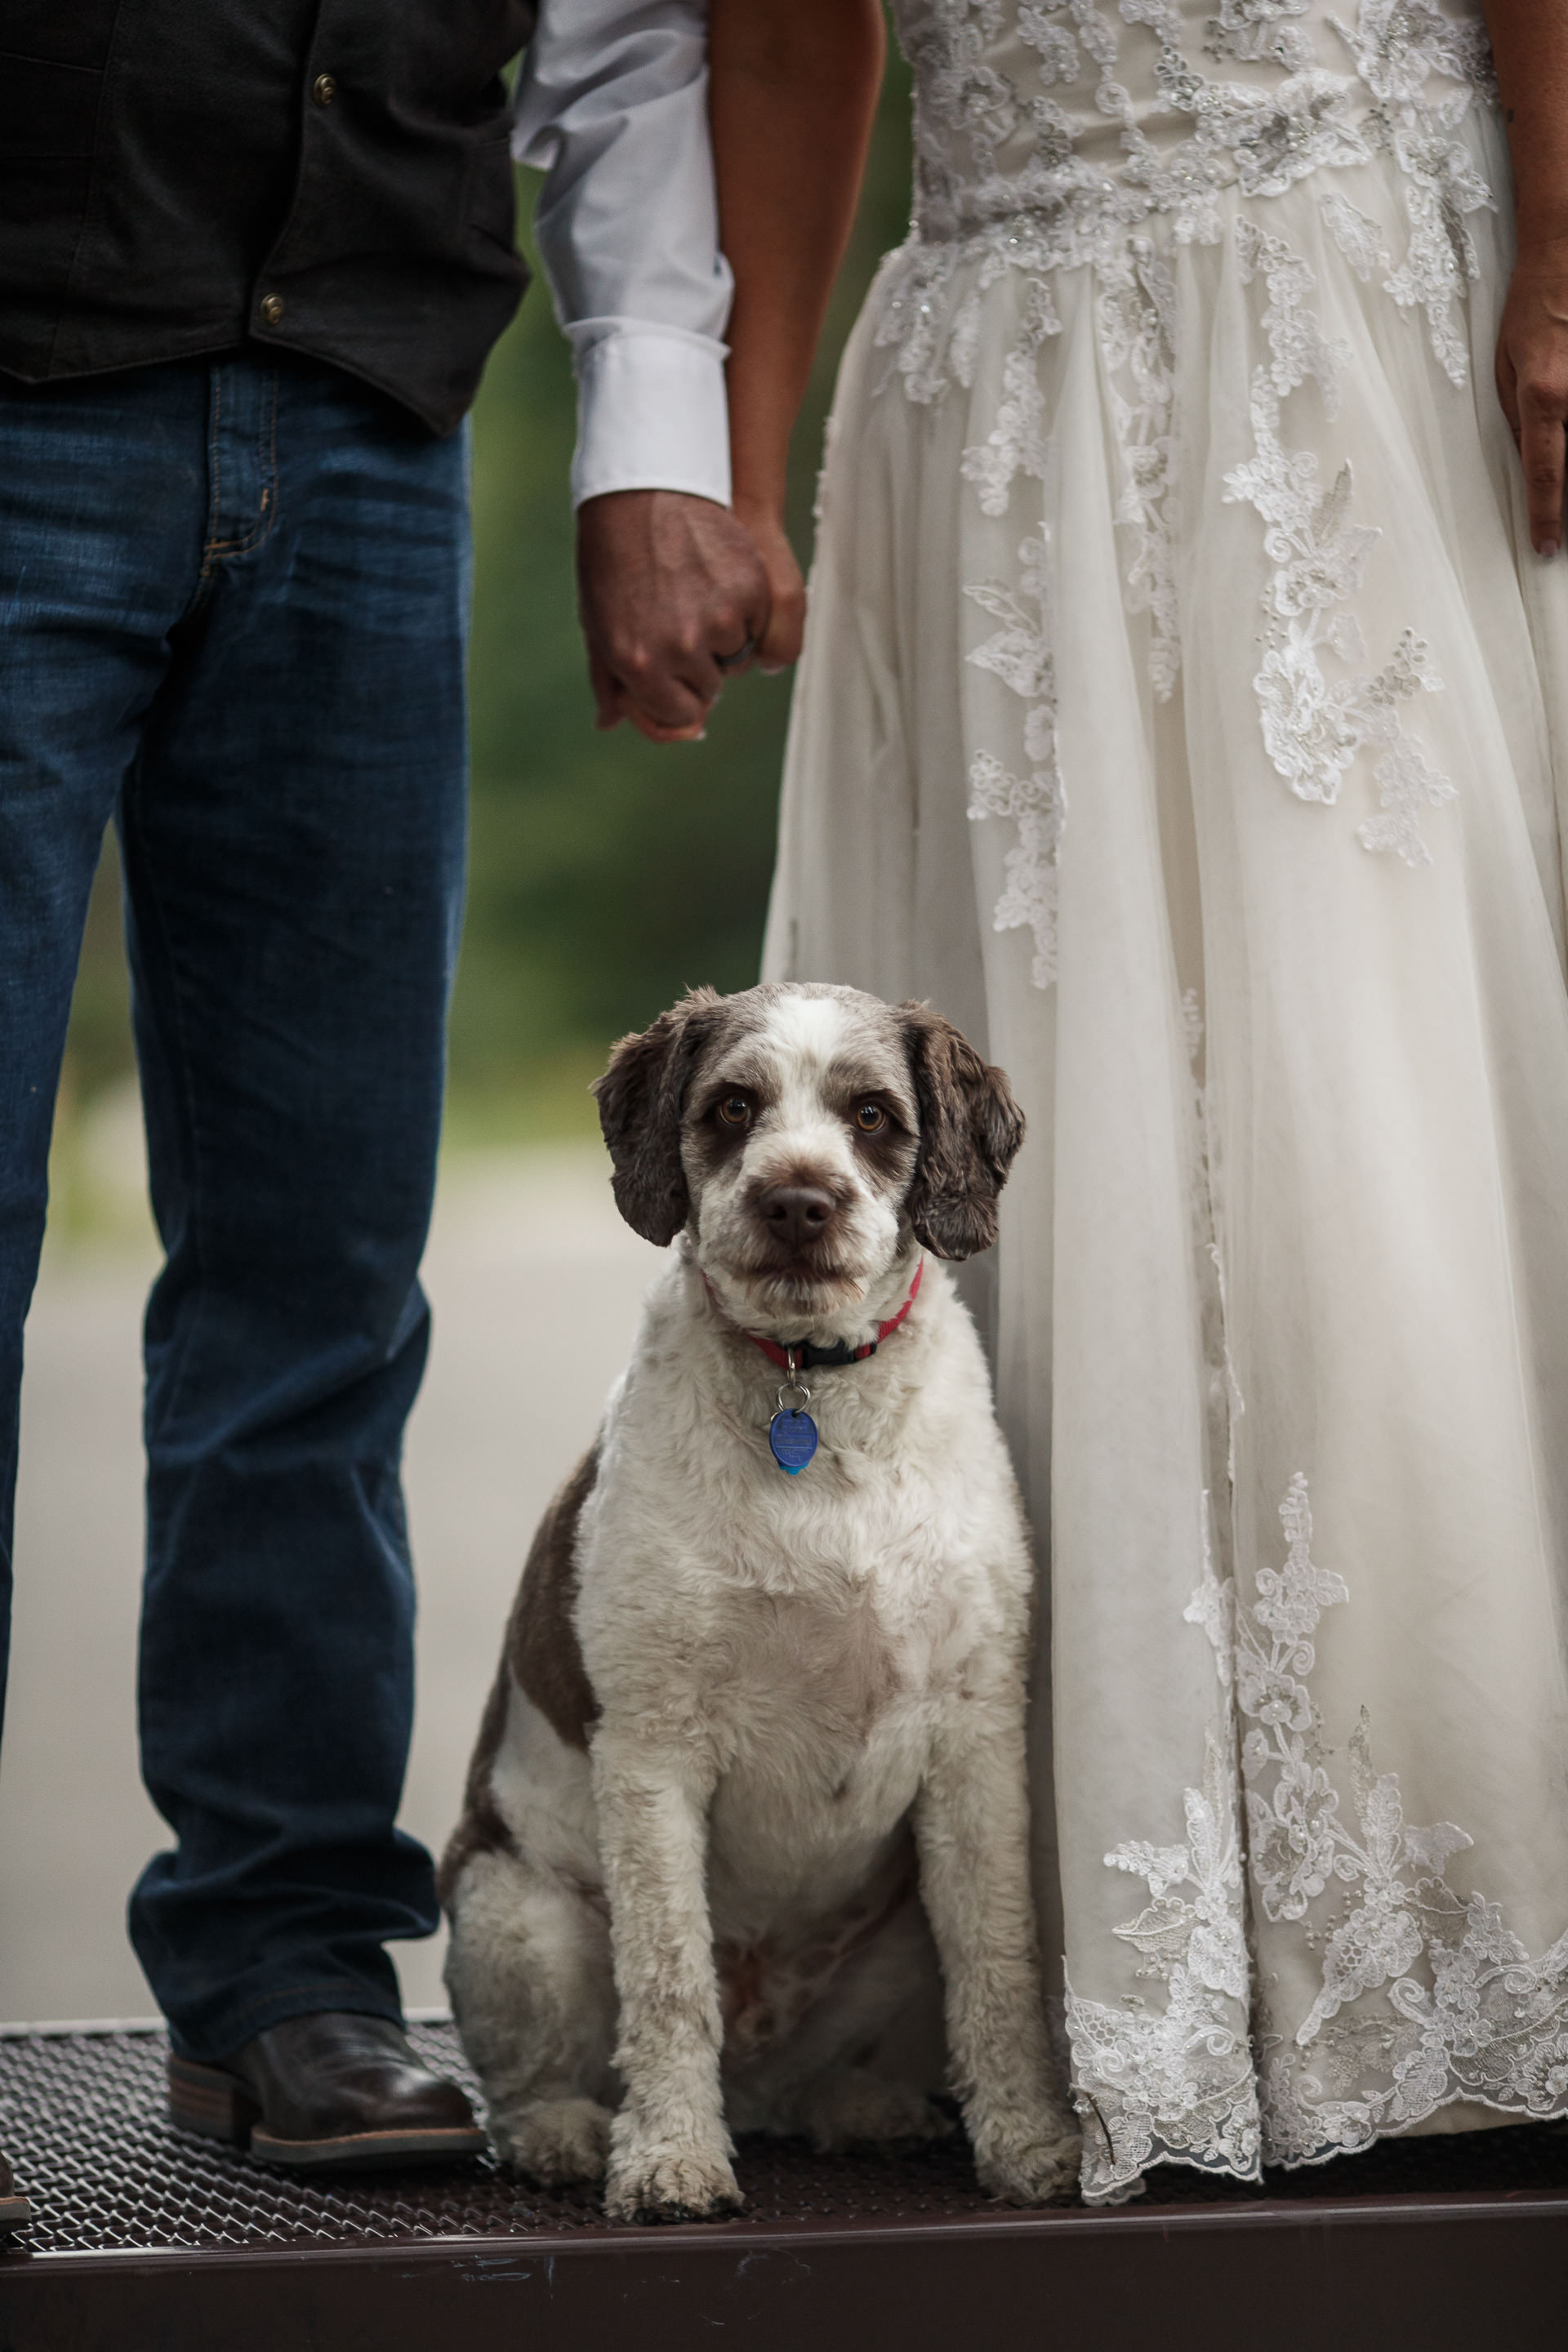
[1481,0,1568,554]
[1496,237,1568,558]
[734,501,807,672]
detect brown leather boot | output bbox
[0,2149,30,2233]
[168,2011,487,2170]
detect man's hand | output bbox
[577,490,772,742]
[1496,237,1568,559]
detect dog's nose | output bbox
[757,1183,838,1248]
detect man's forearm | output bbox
[709,0,885,529]
[516,0,733,509]
[516,0,771,735]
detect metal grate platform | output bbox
[3,2019,1568,2350]
[6,2016,1568,2250]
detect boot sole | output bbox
[0,2193,31,2232]
[250,2124,488,2170]
[168,2055,487,2171]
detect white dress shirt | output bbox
[514,0,733,509]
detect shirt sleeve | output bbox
[514,0,733,509]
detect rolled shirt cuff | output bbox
[568,322,732,509]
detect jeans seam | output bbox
[201,367,223,574]
[265,369,278,543]
[203,368,280,566]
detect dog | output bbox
[440,980,1079,2220]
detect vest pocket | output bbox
[464,118,517,253]
[0,55,101,158]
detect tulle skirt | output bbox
[764,99,1568,2200]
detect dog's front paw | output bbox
[492,2096,612,2185]
[971,2108,1081,2206]
[604,2120,743,2224]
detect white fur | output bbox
[444,987,1078,2218]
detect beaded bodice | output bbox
[893,0,1494,244]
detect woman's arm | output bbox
[709,0,886,666]
[1483,0,1568,555]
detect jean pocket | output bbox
[0,52,101,158]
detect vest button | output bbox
[259,293,285,327]
[312,72,337,106]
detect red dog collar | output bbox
[705,1258,924,1378]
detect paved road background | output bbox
[0,1111,659,2024]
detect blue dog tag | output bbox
[768,1409,819,1475]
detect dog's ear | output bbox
[898,1002,1026,1260]
[592,987,719,1245]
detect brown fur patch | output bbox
[593,989,725,1244]
[716,1832,919,2060]
[898,1003,1026,1259]
[437,1443,601,1909]
[437,1657,516,1908]
[510,1442,602,1752]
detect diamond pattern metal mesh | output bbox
[3,2020,1567,2255]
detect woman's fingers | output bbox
[1518,363,1568,556]
[1496,341,1521,444]
[758,556,806,670]
[734,507,807,671]
[1496,248,1568,557]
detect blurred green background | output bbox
[56,33,914,1179]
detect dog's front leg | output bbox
[915,1678,1080,2204]
[591,1726,742,2222]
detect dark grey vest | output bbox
[0,0,537,433]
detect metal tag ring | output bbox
[776,1381,812,1414]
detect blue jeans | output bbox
[0,354,470,2057]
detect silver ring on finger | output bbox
[715,636,758,674]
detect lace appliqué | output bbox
[875,0,1490,910]
[1222,221,1456,862]
[1332,0,1497,385]
[1098,244,1182,696]
[1071,1461,1568,2200]
[881,0,1487,973]
[878,0,1496,413]
[961,276,1060,512]
[1230,1477,1568,2163]
[1206,0,1318,72]
[1066,1726,1261,2202]
[1064,1498,1259,2205]
[1317,187,1390,279]
[964,535,1067,985]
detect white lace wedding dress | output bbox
[763,0,1568,2203]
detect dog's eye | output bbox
[717,1095,751,1129]
[854,1102,885,1134]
